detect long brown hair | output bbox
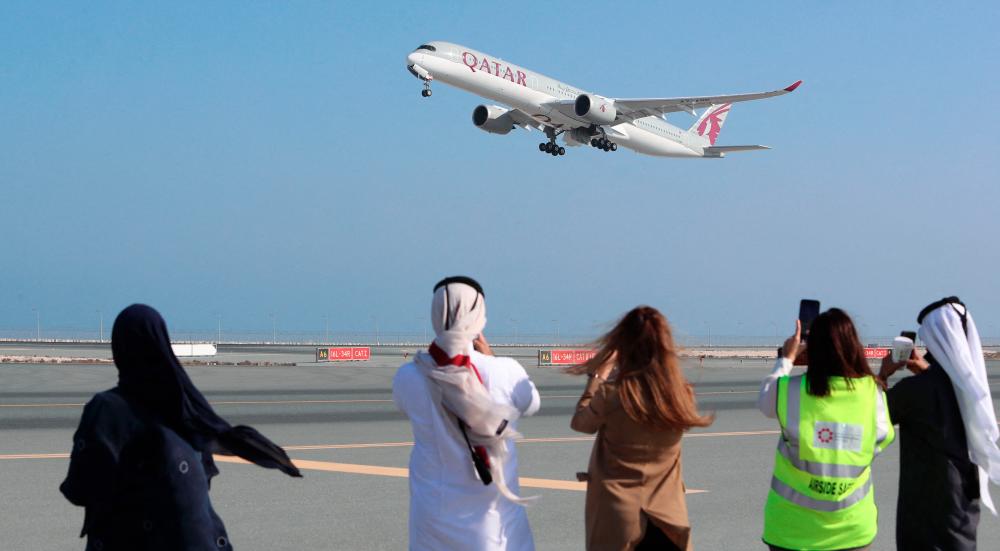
[570,306,713,430]
[805,308,873,397]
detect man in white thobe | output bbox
[393,276,540,551]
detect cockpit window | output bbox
[416,44,436,52]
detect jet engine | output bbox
[472,105,515,135]
[574,94,616,125]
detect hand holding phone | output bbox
[781,320,803,361]
[892,336,914,363]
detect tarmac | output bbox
[2,343,999,550]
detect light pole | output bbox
[510,318,518,345]
[32,308,40,341]
[371,315,379,346]
[769,321,778,346]
[216,314,222,344]
[98,310,104,343]
[323,314,329,344]
[704,321,711,348]
[551,319,559,343]
[269,313,276,343]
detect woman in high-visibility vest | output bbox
[758,308,894,551]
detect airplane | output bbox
[406,41,801,159]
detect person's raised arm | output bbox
[570,362,614,434]
[758,321,800,418]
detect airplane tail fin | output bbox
[687,103,732,146]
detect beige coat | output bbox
[571,377,692,551]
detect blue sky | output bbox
[2,2,999,342]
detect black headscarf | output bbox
[111,304,301,477]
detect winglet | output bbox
[784,80,803,92]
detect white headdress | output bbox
[918,298,1000,515]
[414,277,536,506]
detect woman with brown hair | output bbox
[758,308,894,551]
[570,305,713,551]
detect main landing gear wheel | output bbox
[538,142,565,157]
[590,137,617,152]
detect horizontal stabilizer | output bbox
[703,145,770,157]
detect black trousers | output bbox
[635,522,681,551]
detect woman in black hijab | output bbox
[60,304,301,550]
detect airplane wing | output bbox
[611,81,802,124]
[507,108,546,131]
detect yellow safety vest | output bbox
[763,375,894,550]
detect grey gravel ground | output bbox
[2,344,999,550]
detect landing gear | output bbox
[590,137,617,152]
[538,141,565,157]
[421,82,432,97]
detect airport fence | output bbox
[1,327,997,348]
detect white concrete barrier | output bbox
[171,343,218,357]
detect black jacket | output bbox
[60,390,233,551]
[887,361,980,550]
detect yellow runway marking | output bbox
[10,400,393,408]
[212,455,705,494]
[0,389,762,409]
[283,430,779,452]
[0,453,70,460]
[0,429,783,461]
[0,403,85,408]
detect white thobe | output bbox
[393,349,540,551]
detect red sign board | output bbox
[863,348,891,359]
[538,349,597,367]
[316,347,371,362]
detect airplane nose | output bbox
[406,52,422,67]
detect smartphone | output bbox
[799,299,821,342]
[900,330,917,342]
[892,336,915,363]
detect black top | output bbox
[887,360,980,550]
[61,390,232,551]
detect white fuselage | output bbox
[407,42,703,157]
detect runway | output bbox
[3,354,999,550]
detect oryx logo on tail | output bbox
[692,103,732,145]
